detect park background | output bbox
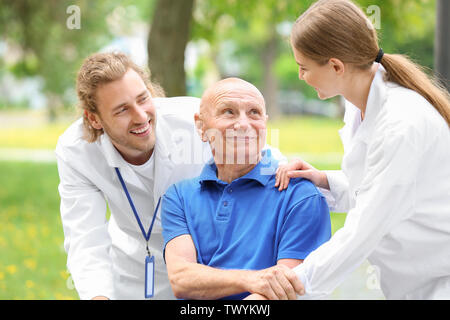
[0,0,448,299]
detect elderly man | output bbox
[161,78,331,300]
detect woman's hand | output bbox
[275,158,329,191]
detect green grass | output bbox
[0,110,75,150]
[0,161,79,300]
[0,115,346,299]
[0,123,70,150]
[0,159,345,300]
[267,115,344,154]
[0,114,344,153]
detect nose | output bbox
[233,114,250,131]
[132,104,148,123]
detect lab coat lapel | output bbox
[341,65,388,152]
[340,65,388,184]
[98,131,147,192]
[354,65,388,143]
[338,101,361,154]
[153,112,175,208]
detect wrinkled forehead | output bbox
[200,79,265,114]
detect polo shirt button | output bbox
[223,201,228,207]
[228,188,233,193]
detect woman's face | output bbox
[291,47,342,100]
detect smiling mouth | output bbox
[130,120,152,136]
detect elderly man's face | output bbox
[198,79,267,165]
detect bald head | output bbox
[194,77,268,166]
[200,78,266,116]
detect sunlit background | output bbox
[0,0,447,299]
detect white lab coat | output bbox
[294,65,450,299]
[56,97,211,300]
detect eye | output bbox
[138,95,149,104]
[115,107,128,115]
[223,108,234,115]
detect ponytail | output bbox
[380,53,450,127]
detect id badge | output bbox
[145,255,155,298]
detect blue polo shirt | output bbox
[162,150,331,300]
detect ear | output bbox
[329,58,345,76]
[85,110,103,130]
[194,113,207,142]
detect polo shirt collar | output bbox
[199,149,278,186]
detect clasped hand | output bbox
[245,264,305,300]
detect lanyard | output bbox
[115,167,161,256]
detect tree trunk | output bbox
[46,93,62,123]
[261,29,280,119]
[147,0,195,97]
[435,0,450,91]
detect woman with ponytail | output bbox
[273,0,450,299]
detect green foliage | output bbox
[359,0,436,69]
[0,0,157,112]
[8,54,39,78]
[0,0,438,118]
[191,0,314,89]
[189,0,436,98]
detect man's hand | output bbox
[244,293,268,300]
[245,264,305,300]
[92,296,109,300]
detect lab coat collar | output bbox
[98,131,127,168]
[97,132,146,191]
[351,64,388,143]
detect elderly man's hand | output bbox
[245,264,305,300]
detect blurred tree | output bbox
[435,0,450,91]
[190,0,437,118]
[192,0,315,118]
[0,0,440,120]
[0,0,157,120]
[147,0,195,97]
[0,0,118,121]
[360,0,436,70]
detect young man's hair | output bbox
[76,52,165,142]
